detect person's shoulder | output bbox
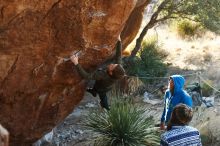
[185,126,199,132]
[182,91,192,100]
[183,89,190,94]
[161,129,179,142]
[178,90,190,97]
[182,91,190,97]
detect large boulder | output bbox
[0,0,149,145]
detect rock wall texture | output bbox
[0,0,149,145]
[121,0,150,48]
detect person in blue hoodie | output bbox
[160,75,193,130]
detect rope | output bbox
[124,72,198,95]
[124,71,220,95]
[149,86,162,94]
[198,75,220,93]
[126,72,198,79]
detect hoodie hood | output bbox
[170,75,185,95]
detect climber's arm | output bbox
[71,55,105,80]
[115,35,122,64]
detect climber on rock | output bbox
[70,35,125,110]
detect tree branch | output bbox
[129,0,169,58]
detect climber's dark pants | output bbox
[87,88,110,110]
[98,92,110,110]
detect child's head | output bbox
[107,64,125,79]
[167,103,193,130]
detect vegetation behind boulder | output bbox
[126,37,168,83]
[202,80,214,97]
[176,20,203,39]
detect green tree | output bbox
[129,0,220,58]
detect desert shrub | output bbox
[200,132,218,146]
[176,20,202,38]
[84,99,160,146]
[202,80,214,96]
[200,134,211,145]
[110,77,144,97]
[203,52,212,62]
[126,37,168,83]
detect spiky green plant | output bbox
[84,100,160,146]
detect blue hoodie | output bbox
[161,75,193,123]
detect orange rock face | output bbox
[0,0,148,145]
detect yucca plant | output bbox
[84,99,160,146]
